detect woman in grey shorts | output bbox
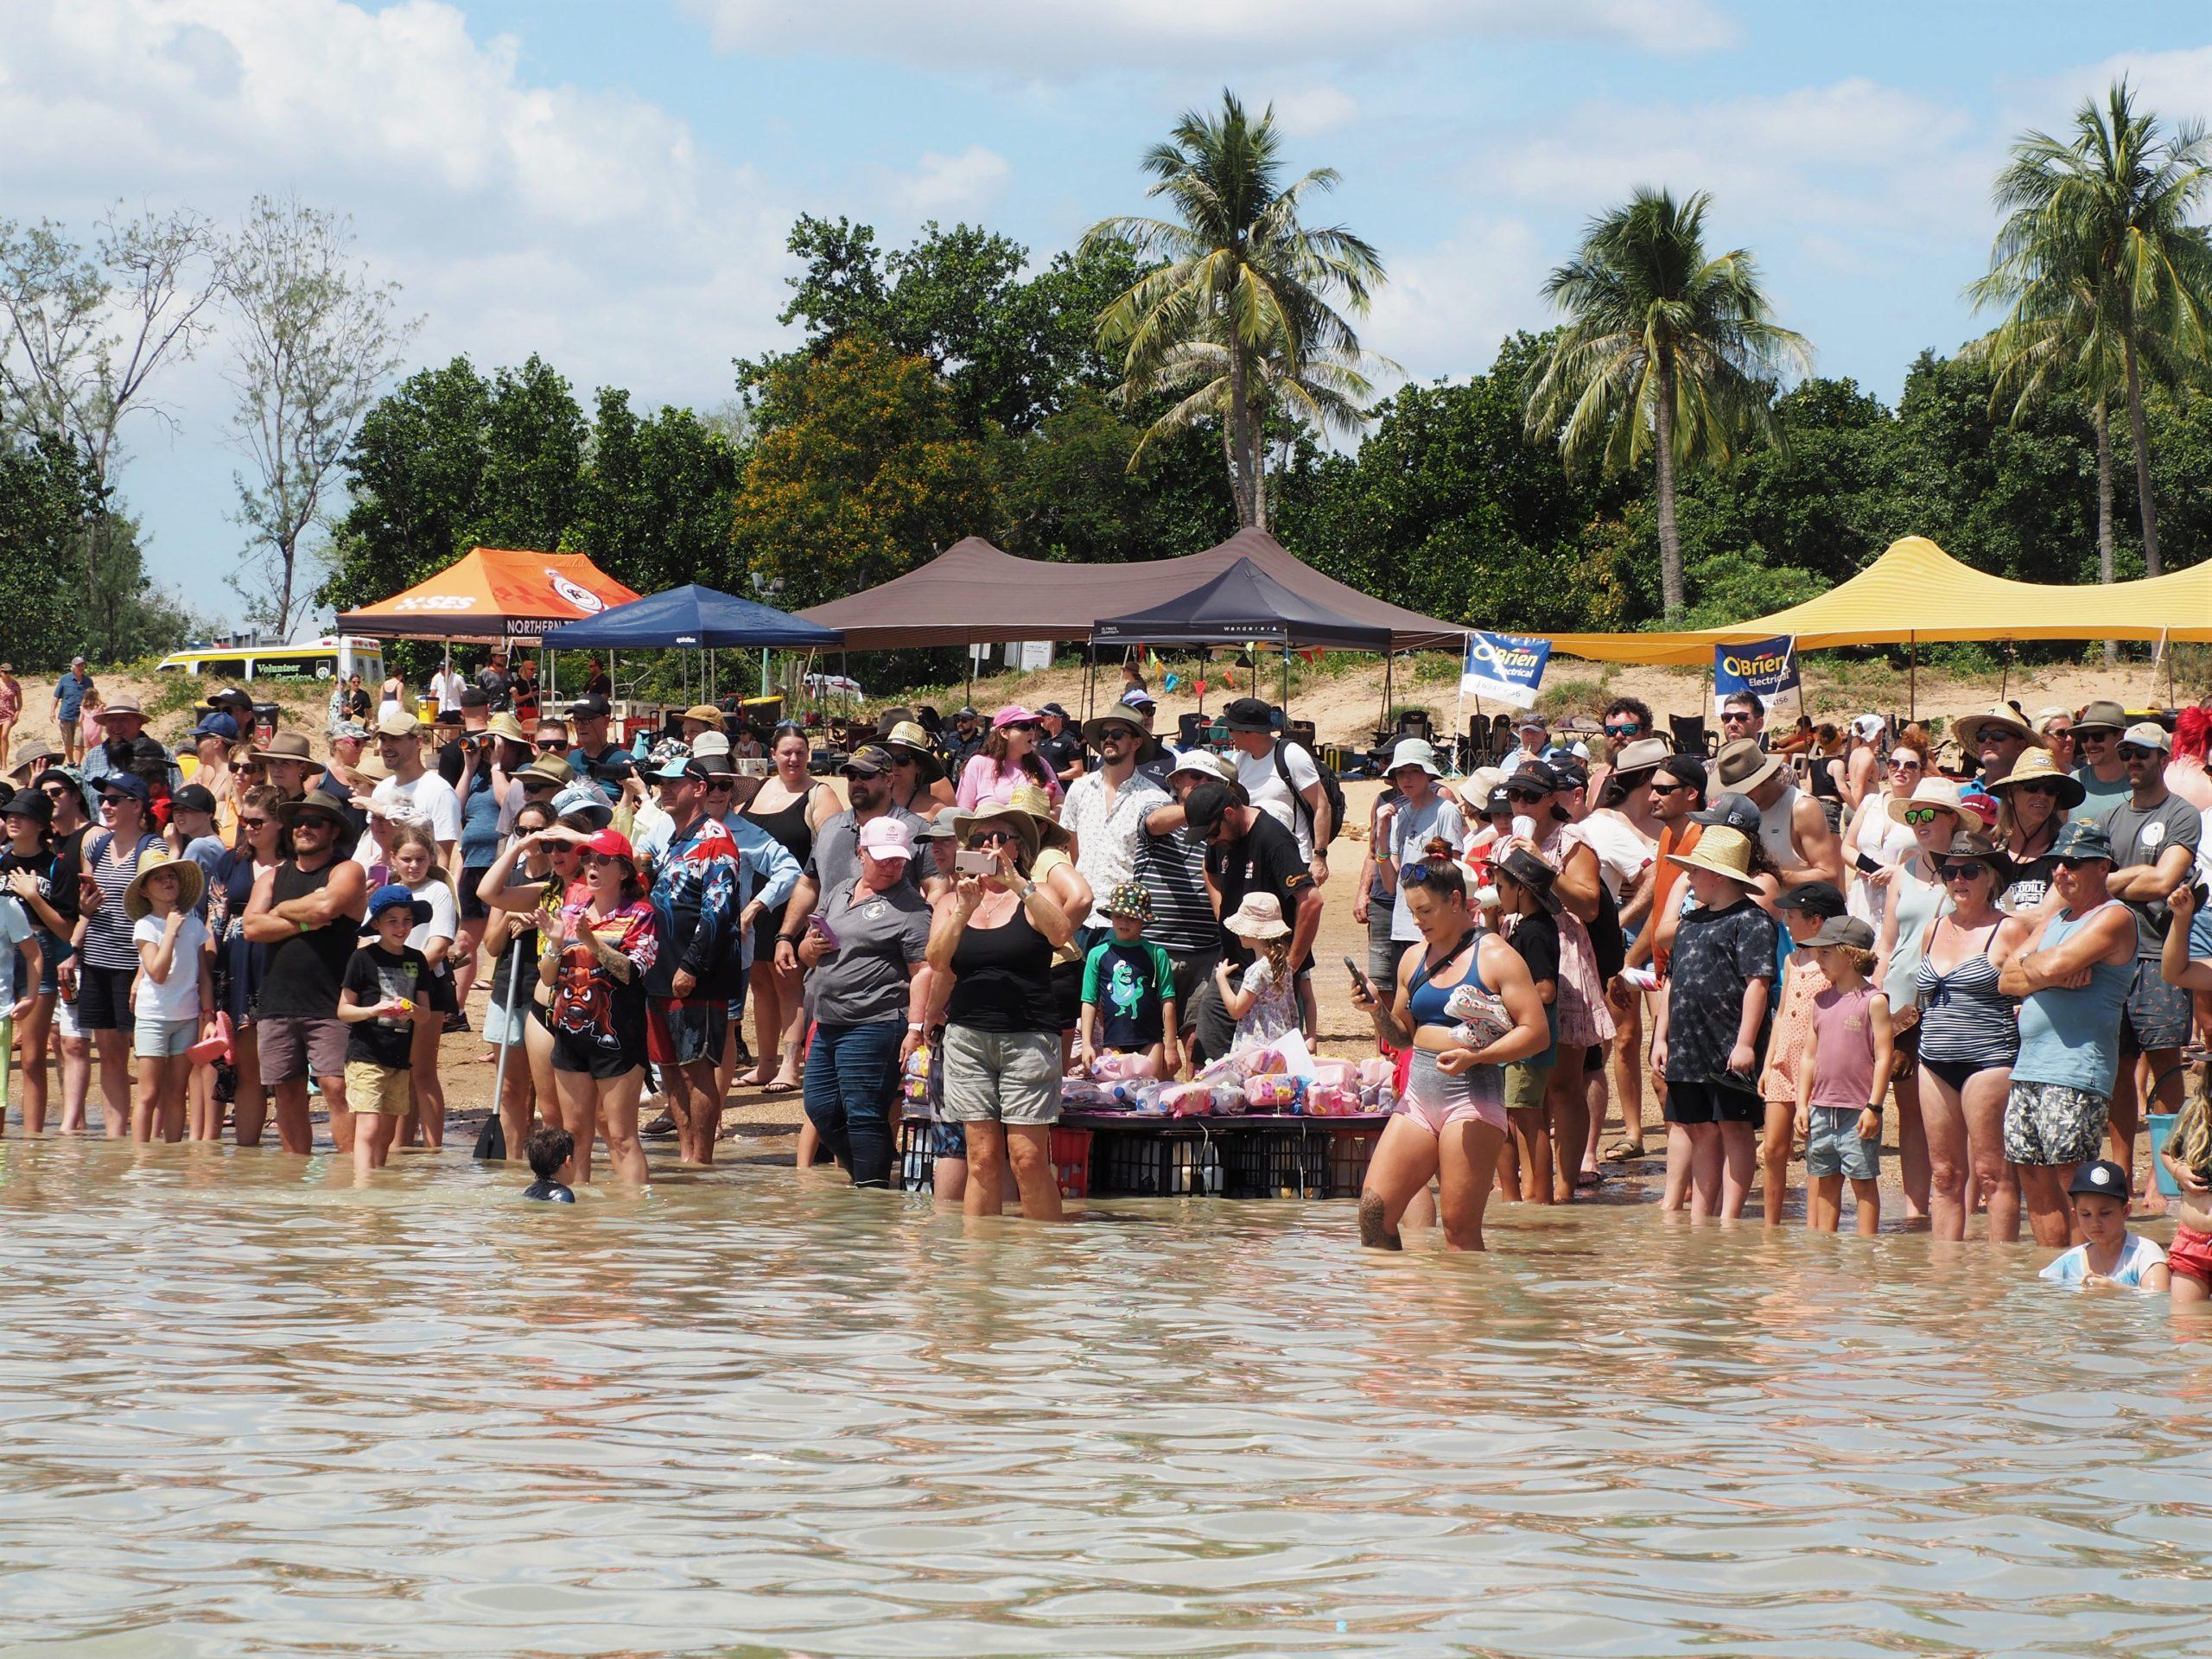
[925,798,1077,1220]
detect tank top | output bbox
[2015,900,2133,1096]
[741,785,816,872]
[1808,757,1842,803]
[1407,930,1485,1029]
[258,858,357,1019]
[1808,984,1879,1109]
[1881,859,1947,1011]
[1917,918,2018,1066]
[946,899,1058,1033]
[1758,783,1802,870]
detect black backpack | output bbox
[1274,738,1347,849]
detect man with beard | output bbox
[79,695,178,809]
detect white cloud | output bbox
[0,0,803,603]
[893,145,1014,217]
[1272,85,1360,137]
[683,0,1734,72]
[1363,215,1551,385]
[2039,45,2212,127]
[1484,79,1987,237]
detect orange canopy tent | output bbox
[334,548,640,641]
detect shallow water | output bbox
[1,1136,2206,1658]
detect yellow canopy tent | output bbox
[1540,536,2212,666]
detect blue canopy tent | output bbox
[540,583,843,651]
[541,582,845,707]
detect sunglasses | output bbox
[1888,759,1923,771]
[535,740,564,752]
[1720,711,1757,724]
[586,853,627,868]
[2119,745,2159,761]
[2011,781,2060,798]
[1646,781,1687,796]
[1604,723,1640,738]
[1902,806,1952,825]
[704,779,734,791]
[2056,856,2104,870]
[237,816,267,830]
[1505,788,1547,804]
[1399,862,1445,887]
[1002,721,1041,734]
[967,828,1015,846]
[1939,862,1992,881]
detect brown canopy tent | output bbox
[797,529,1466,652]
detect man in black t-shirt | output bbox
[474,651,511,710]
[1182,780,1321,1058]
[564,695,637,787]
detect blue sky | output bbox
[3,1,2205,630]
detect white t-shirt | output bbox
[429,669,467,714]
[1236,740,1324,863]
[2040,1233,2166,1287]
[1389,793,1468,943]
[1573,810,1656,903]
[0,894,31,1005]
[372,772,461,847]
[404,878,458,974]
[131,911,208,1021]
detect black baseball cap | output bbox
[1657,754,1708,798]
[1223,696,1275,734]
[1773,880,1846,919]
[1039,702,1070,721]
[170,783,219,817]
[566,695,612,720]
[1485,785,1515,815]
[2069,1159,2130,1199]
[841,745,895,778]
[1691,791,1760,836]
[1507,761,1560,794]
[1183,779,1236,833]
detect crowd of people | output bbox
[0,656,2208,1291]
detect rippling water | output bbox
[1,1135,2205,1658]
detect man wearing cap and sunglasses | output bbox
[369,709,461,873]
[564,695,637,790]
[2070,700,2133,817]
[1060,712,1167,944]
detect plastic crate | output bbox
[1224,1128,1332,1199]
[1093,1126,1224,1197]
[894,1121,1090,1199]
[1328,1126,1384,1198]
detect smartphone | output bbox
[1342,955,1375,1001]
[804,912,840,950]
[953,849,997,876]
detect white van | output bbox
[154,636,384,685]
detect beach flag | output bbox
[1460,632,1550,709]
[1713,635,1798,714]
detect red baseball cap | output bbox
[583,827,634,863]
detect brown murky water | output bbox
[1,1135,2204,1657]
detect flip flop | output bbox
[759,1079,799,1096]
[1576,1168,1604,1188]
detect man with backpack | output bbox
[1223,697,1338,886]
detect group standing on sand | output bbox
[2,660,2210,1294]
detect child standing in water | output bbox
[524,1125,576,1202]
[1077,884,1179,1078]
[338,884,434,1177]
[2041,1160,2169,1289]
[1759,882,1847,1227]
[1795,916,1891,1236]
[126,855,212,1143]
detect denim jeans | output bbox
[803,1020,905,1188]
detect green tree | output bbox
[565,388,742,594]
[1525,187,1810,615]
[1084,90,1385,530]
[324,353,588,611]
[1975,79,2212,576]
[728,334,998,610]
[0,431,99,667]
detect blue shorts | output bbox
[1805,1105,1878,1181]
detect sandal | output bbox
[1576,1168,1605,1189]
[1604,1139,1648,1161]
[758,1078,800,1096]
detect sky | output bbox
[3,1,2208,632]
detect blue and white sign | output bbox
[1713,635,1799,714]
[1460,632,1551,709]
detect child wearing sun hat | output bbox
[1077,883,1179,1078]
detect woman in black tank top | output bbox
[739,724,836,1090]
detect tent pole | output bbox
[1281,645,1290,712]
[1450,645,1465,773]
[965,645,975,712]
[1999,639,2011,704]
[1908,633,1916,723]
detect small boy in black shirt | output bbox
[338,883,433,1176]
[524,1125,576,1202]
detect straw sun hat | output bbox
[1663,824,1759,887]
[1987,746,2084,809]
[124,854,206,921]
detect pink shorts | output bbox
[1395,1048,1507,1136]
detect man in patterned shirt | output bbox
[643,758,750,1166]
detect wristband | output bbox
[296,919,309,936]
[906,1021,924,1031]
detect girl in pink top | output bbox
[1795,918,1894,1236]
[955,706,1063,810]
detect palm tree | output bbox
[1524,188,1809,616]
[1083,92,1385,530]
[1976,79,2212,576]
